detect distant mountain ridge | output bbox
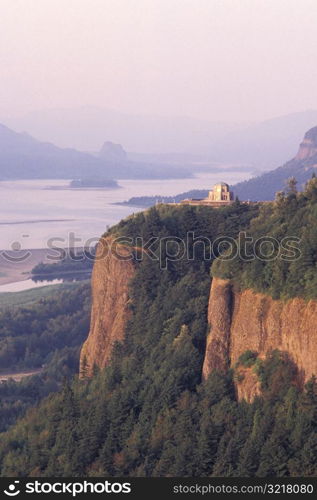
[0,123,111,180]
[210,110,317,168]
[4,107,317,168]
[234,126,317,200]
[0,124,191,180]
[4,106,240,156]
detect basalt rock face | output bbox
[79,237,135,377]
[295,126,317,161]
[203,278,232,374]
[203,278,317,400]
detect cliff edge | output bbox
[295,126,317,161]
[203,277,317,400]
[79,237,135,377]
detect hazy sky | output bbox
[1,0,317,122]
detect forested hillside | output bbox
[0,201,316,477]
[213,175,317,300]
[0,284,90,432]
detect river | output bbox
[0,171,251,250]
[0,170,252,292]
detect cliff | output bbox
[203,277,317,401]
[79,237,135,377]
[295,126,317,161]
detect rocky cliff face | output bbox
[203,278,232,373]
[295,126,317,161]
[81,238,317,399]
[203,278,317,401]
[79,237,135,377]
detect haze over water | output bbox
[0,170,249,250]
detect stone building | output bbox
[207,182,234,202]
[179,182,235,207]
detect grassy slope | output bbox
[0,281,89,308]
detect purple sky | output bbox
[1,0,317,121]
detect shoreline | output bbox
[0,248,50,286]
[0,246,93,286]
[0,247,87,286]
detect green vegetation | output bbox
[32,250,94,280]
[0,283,91,433]
[254,350,297,396]
[0,283,90,372]
[0,282,82,309]
[213,176,317,300]
[108,201,258,247]
[237,350,258,368]
[0,203,316,477]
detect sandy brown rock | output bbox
[202,278,232,379]
[234,366,261,403]
[203,277,317,399]
[295,126,317,161]
[79,237,135,377]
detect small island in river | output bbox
[46,177,120,190]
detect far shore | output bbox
[0,248,50,286]
[45,185,121,191]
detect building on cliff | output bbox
[177,182,235,207]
